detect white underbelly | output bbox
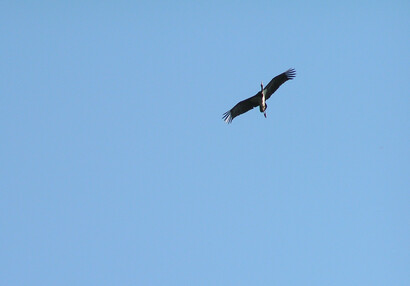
[261,90,266,108]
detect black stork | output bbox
[222,68,296,123]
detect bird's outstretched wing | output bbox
[264,68,296,100]
[222,92,261,123]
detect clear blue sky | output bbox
[1,1,409,285]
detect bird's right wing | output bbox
[222,93,261,123]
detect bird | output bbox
[222,68,296,123]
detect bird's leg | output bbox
[264,111,267,118]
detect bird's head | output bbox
[260,81,264,91]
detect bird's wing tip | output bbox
[222,111,233,124]
[286,68,296,79]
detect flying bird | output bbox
[222,68,296,123]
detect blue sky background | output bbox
[1,1,409,285]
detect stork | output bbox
[223,68,296,123]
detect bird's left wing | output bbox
[222,93,261,123]
[264,68,296,99]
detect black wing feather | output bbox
[222,92,261,123]
[264,68,296,100]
